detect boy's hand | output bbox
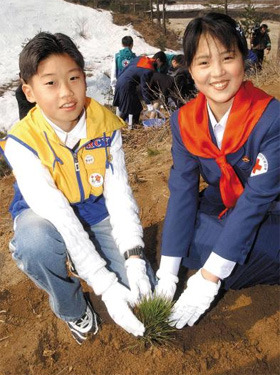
[169,269,221,328]
[125,258,152,303]
[101,281,145,336]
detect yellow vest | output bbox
[2,98,125,203]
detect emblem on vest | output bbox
[89,173,103,187]
[122,59,130,68]
[250,153,268,176]
[85,137,111,150]
[85,155,94,164]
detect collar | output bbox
[42,109,86,148]
[207,103,232,131]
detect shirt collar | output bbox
[207,103,232,130]
[41,109,87,148]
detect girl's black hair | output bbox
[183,12,248,68]
[19,32,85,83]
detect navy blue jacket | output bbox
[113,57,154,115]
[162,99,280,264]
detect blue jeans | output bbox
[11,209,155,321]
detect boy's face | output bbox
[23,53,86,132]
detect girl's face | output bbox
[189,33,245,119]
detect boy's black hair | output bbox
[121,35,134,48]
[172,54,185,66]
[19,32,85,83]
[153,51,167,64]
[183,12,248,68]
[260,24,268,30]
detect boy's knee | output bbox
[14,215,66,263]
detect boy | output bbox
[0,32,155,344]
[110,35,136,95]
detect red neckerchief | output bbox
[136,56,156,70]
[178,81,273,213]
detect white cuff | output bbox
[158,255,182,277]
[203,252,236,279]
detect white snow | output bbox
[0,0,160,131]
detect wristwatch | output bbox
[123,246,144,260]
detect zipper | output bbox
[72,151,85,202]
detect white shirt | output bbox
[207,103,232,149]
[5,108,144,295]
[43,109,86,149]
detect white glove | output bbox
[125,258,152,303]
[154,269,179,301]
[101,281,145,336]
[146,104,154,112]
[169,269,221,328]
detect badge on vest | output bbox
[85,155,94,164]
[122,59,130,68]
[250,153,268,176]
[89,173,103,187]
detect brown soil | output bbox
[0,84,280,375]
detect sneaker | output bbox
[66,298,99,345]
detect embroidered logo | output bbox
[250,153,268,176]
[89,173,103,187]
[85,137,111,150]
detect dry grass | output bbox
[248,59,280,88]
[112,13,181,50]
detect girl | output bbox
[155,12,280,328]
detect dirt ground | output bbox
[0,86,280,374]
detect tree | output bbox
[206,0,229,14]
[156,0,160,25]
[162,0,167,35]
[239,1,263,38]
[150,0,154,21]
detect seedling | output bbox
[133,295,176,348]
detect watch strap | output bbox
[123,246,144,260]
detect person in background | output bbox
[155,12,279,329]
[15,83,35,119]
[0,32,155,345]
[113,55,156,128]
[148,51,176,110]
[168,54,196,107]
[251,24,271,69]
[153,50,174,74]
[110,36,136,95]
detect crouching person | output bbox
[0,32,155,344]
[155,13,280,328]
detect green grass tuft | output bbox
[133,295,175,348]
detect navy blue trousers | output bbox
[182,211,280,290]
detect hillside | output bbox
[0,80,279,375]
